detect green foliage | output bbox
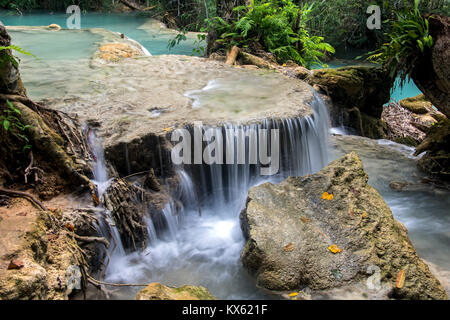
[364,0,434,87]
[168,31,188,50]
[304,0,448,50]
[144,0,215,32]
[207,0,335,68]
[1,100,31,151]
[0,45,38,68]
[192,33,207,56]
[168,31,206,56]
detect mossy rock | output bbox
[393,136,419,147]
[135,283,216,300]
[415,119,450,179]
[344,106,388,139]
[399,94,433,114]
[308,66,392,117]
[307,66,392,139]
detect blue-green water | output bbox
[0,11,197,55]
[0,11,421,101]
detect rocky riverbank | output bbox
[240,152,447,300]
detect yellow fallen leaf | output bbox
[163,127,172,132]
[288,292,299,297]
[396,269,406,289]
[321,192,334,200]
[362,212,368,218]
[328,244,342,254]
[282,63,287,67]
[283,243,294,252]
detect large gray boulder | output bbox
[240,152,447,299]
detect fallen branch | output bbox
[0,187,48,211]
[239,52,277,69]
[119,0,143,11]
[86,274,148,287]
[226,46,240,65]
[72,234,110,248]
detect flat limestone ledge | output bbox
[6,26,149,58]
[6,26,314,151]
[44,54,315,151]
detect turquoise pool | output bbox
[0,11,421,101]
[0,11,198,56]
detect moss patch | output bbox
[400,94,432,114]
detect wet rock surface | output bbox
[240,152,447,299]
[136,282,216,300]
[101,178,170,251]
[307,66,392,139]
[415,118,450,180]
[96,42,143,62]
[7,27,315,176]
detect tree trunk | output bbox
[411,14,450,118]
[0,23,26,96]
[0,24,93,193]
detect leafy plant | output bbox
[168,30,188,51]
[0,45,38,68]
[192,33,207,56]
[207,0,335,68]
[303,0,448,51]
[364,0,434,87]
[1,100,31,151]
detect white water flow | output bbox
[102,92,330,299]
[87,130,125,262]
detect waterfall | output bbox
[87,130,125,258]
[180,90,330,210]
[102,91,331,299]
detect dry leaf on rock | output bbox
[328,244,342,254]
[283,243,294,252]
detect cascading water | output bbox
[87,130,125,262]
[102,91,331,299]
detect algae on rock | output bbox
[136,283,216,300]
[307,66,393,139]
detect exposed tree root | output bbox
[24,151,44,184]
[71,233,110,248]
[86,275,147,287]
[226,46,240,65]
[0,96,96,194]
[0,187,48,211]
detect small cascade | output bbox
[182,91,330,210]
[102,91,332,299]
[86,130,125,257]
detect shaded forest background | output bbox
[0,0,448,51]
